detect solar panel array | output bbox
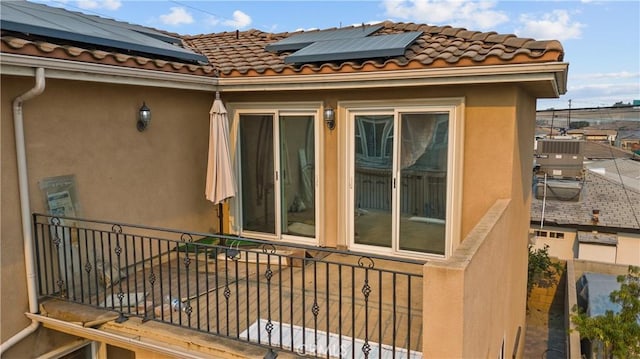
[265,25,383,52]
[267,25,422,64]
[284,32,422,64]
[0,1,208,63]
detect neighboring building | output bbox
[566,129,618,144]
[617,129,640,152]
[534,126,566,140]
[531,157,640,266]
[2,1,568,358]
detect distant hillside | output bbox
[536,106,640,129]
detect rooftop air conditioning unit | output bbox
[535,178,582,202]
[535,139,584,179]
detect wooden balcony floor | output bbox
[66,249,423,357]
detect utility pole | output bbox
[567,99,572,129]
[550,110,555,138]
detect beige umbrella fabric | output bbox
[205,92,236,206]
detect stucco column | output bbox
[422,262,465,358]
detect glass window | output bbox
[355,115,393,167]
[238,111,317,240]
[240,114,275,234]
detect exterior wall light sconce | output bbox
[137,102,151,132]
[324,105,335,130]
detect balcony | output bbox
[32,213,425,358]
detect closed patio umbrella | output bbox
[205,91,236,233]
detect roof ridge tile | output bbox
[470,32,497,41]
[484,33,516,44]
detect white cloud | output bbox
[203,10,252,29]
[516,10,584,41]
[381,0,508,30]
[75,0,121,10]
[204,15,220,27]
[568,82,639,95]
[572,71,640,81]
[205,10,251,29]
[542,82,639,108]
[539,70,640,109]
[159,7,194,26]
[223,10,252,29]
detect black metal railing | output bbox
[33,213,425,358]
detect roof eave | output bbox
[0,53,217,91]
[218,62,569,98]
[1,52,568,98]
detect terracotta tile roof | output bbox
[2,19,564,79]
[184,21,564,77]
[1,34,216,77]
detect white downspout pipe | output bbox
[1,67,46,356]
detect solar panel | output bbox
[265,25,383,52]
[284,32,422,64]
[0,1,208,63]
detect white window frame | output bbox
[339,98,464,259]
[227,102,324,246]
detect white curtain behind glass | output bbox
[400,114,437,169]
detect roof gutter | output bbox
[218,62,568,97]
[0,53,217,91]
[0,67,45,356]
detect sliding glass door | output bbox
[351,109,451,256]
[353,114,394,248]
[239,112,317,241]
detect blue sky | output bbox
[34,0,640,110]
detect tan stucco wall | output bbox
[422,88,536,357]
[223,84,530,249]
[424,199,526,357]
[579,243,617,263]
[531,227,578,259]
[573,259,630,279]
[617,233,640,265]
[1,74,217,357]
[533,228,639,266]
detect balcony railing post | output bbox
[359,256,374,359]
[112,224,128,323]
[50,217,66,299]
[180,233,194,327]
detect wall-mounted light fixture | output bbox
[324,105,335,130]
[137,102,151,132]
